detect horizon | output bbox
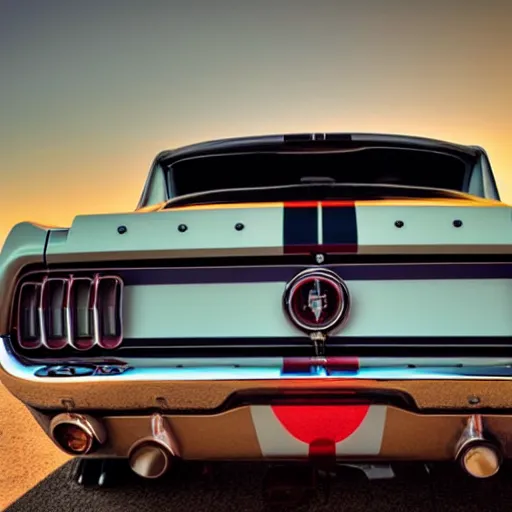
[1,0,511,245]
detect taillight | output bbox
[15,273,124,351]
[69,277,96,350]
[97,276,123,349]
[41,278,70,349]
[18,282,43,349]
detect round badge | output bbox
[283,268,350,334]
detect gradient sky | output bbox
[1,0,511,245]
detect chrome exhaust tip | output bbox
[50,413,106,455]
[129,441,171,479]
[455,415,502,479]
[128,413,180,479]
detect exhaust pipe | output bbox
[128,413,181,479]
[455,415,502,479]
[50,413,107,455]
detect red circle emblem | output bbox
[284,269,350,334]
[271,405,370,444]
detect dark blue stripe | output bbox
[283,206,317,249]
[117,263,512,286]
[80,336,512,348]
[322,205,358,246]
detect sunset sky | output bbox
[1,0,511,246]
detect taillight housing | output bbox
[18,281,43,349]
[15,273,124,351]
[42,278,70,349]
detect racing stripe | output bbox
[283,201,318,254]
[321,201,358,253]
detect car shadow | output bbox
[6,460,512,512]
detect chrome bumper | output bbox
[5,337,512,472]
[3,337,512,411]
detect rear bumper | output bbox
[3,338,512,412]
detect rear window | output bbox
[169,148,468,197]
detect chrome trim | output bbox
[38,276,49,349]
[17,281,43,350]
[4,338,512,384]
[15,274,124,352]
[40,277,69,350]
[128,413,180,479]
[129,443,171,479]
[49,412,107,455]
[68,276,96,351]
[455,415,502,478]
[129,413,180,458]
[96,275,124,350]
[6,337,512,410]
[91,274,100,349]
[283,268,351,335]
[455,415,486,457]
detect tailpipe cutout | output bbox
[455,415,502,479]
[128,413,181,479]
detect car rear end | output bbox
[1,134,512,482]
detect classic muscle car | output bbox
[1,132,511,495]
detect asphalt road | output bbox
[6,458,512,512]
[0,384,70,510]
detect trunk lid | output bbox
[46,197,512,264]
